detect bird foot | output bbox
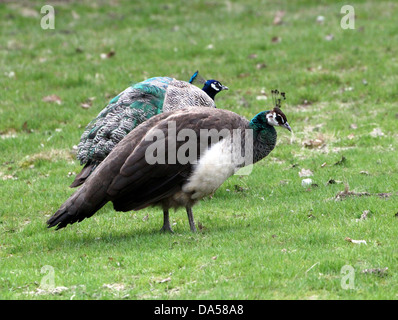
[160,224,174,233]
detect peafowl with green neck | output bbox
[71,72,228,188]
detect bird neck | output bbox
[202,86,216,100]
[249,121,277,163]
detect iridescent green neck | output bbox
[249,111,275,139]
[249,111,277,163]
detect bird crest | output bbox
[189,70,207,85]
[271,89,286,109]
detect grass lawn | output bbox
[0,0,397,300]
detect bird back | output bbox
[76,77,215,167]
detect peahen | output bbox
[70,71,228,188]
[47,90,291,232]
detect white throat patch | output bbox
[266,112,279,127]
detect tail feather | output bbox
[47,186,107,230]
[69,162,97,188]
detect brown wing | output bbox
[107,108,247,211]
[48,107,248,229]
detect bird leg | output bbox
[160,209,173,233]
[186,206,197,232]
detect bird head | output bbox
[188,71,228,101]
[265,107,292,132]
[202,80,229,99]
[250,90,292,132]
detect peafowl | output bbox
[47,91,291,232]
[70,72,228,188]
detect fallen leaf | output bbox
[247,53,257,59]
[350,123,358,129]
[234,185,247,192]
[158,277,171,283]
[42,95,62,105]
[342,86,354,92]
[5,71,15,78]
[326,179,342,185]
[256,63,267,69]
[358,210,371,221]
[370,128,384,137]
[377,193,393,199]
[335,185,370,200]
[273,10,285,25]
[345,237,367,245]
[302,138,324,149]
[142,214,149,221]
[22,121,33,133]
[103,283,125,291]
[256,95,267,101]
[361,210,370,219]
[20,8,39,18]
[100,50,116,59]
[81,97,96,109]
[299,168,313,177]
[238,72,250,78]
[271,36,282,43]
[334,156,347,166]
[1,174,18,181]
[361,267,388,277]
[316,16,325,24]
[325,34,334,41]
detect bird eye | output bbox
[211,82,220,91]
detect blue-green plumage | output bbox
[188,71,199,84]
[71,74,228,188]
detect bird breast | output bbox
[182,137,242,200]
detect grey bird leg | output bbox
[160,209,173,233]
[186,207,197,232]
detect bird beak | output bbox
[221,85,229,91]
[282,122,292,132]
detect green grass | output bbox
[1,0,397,299]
